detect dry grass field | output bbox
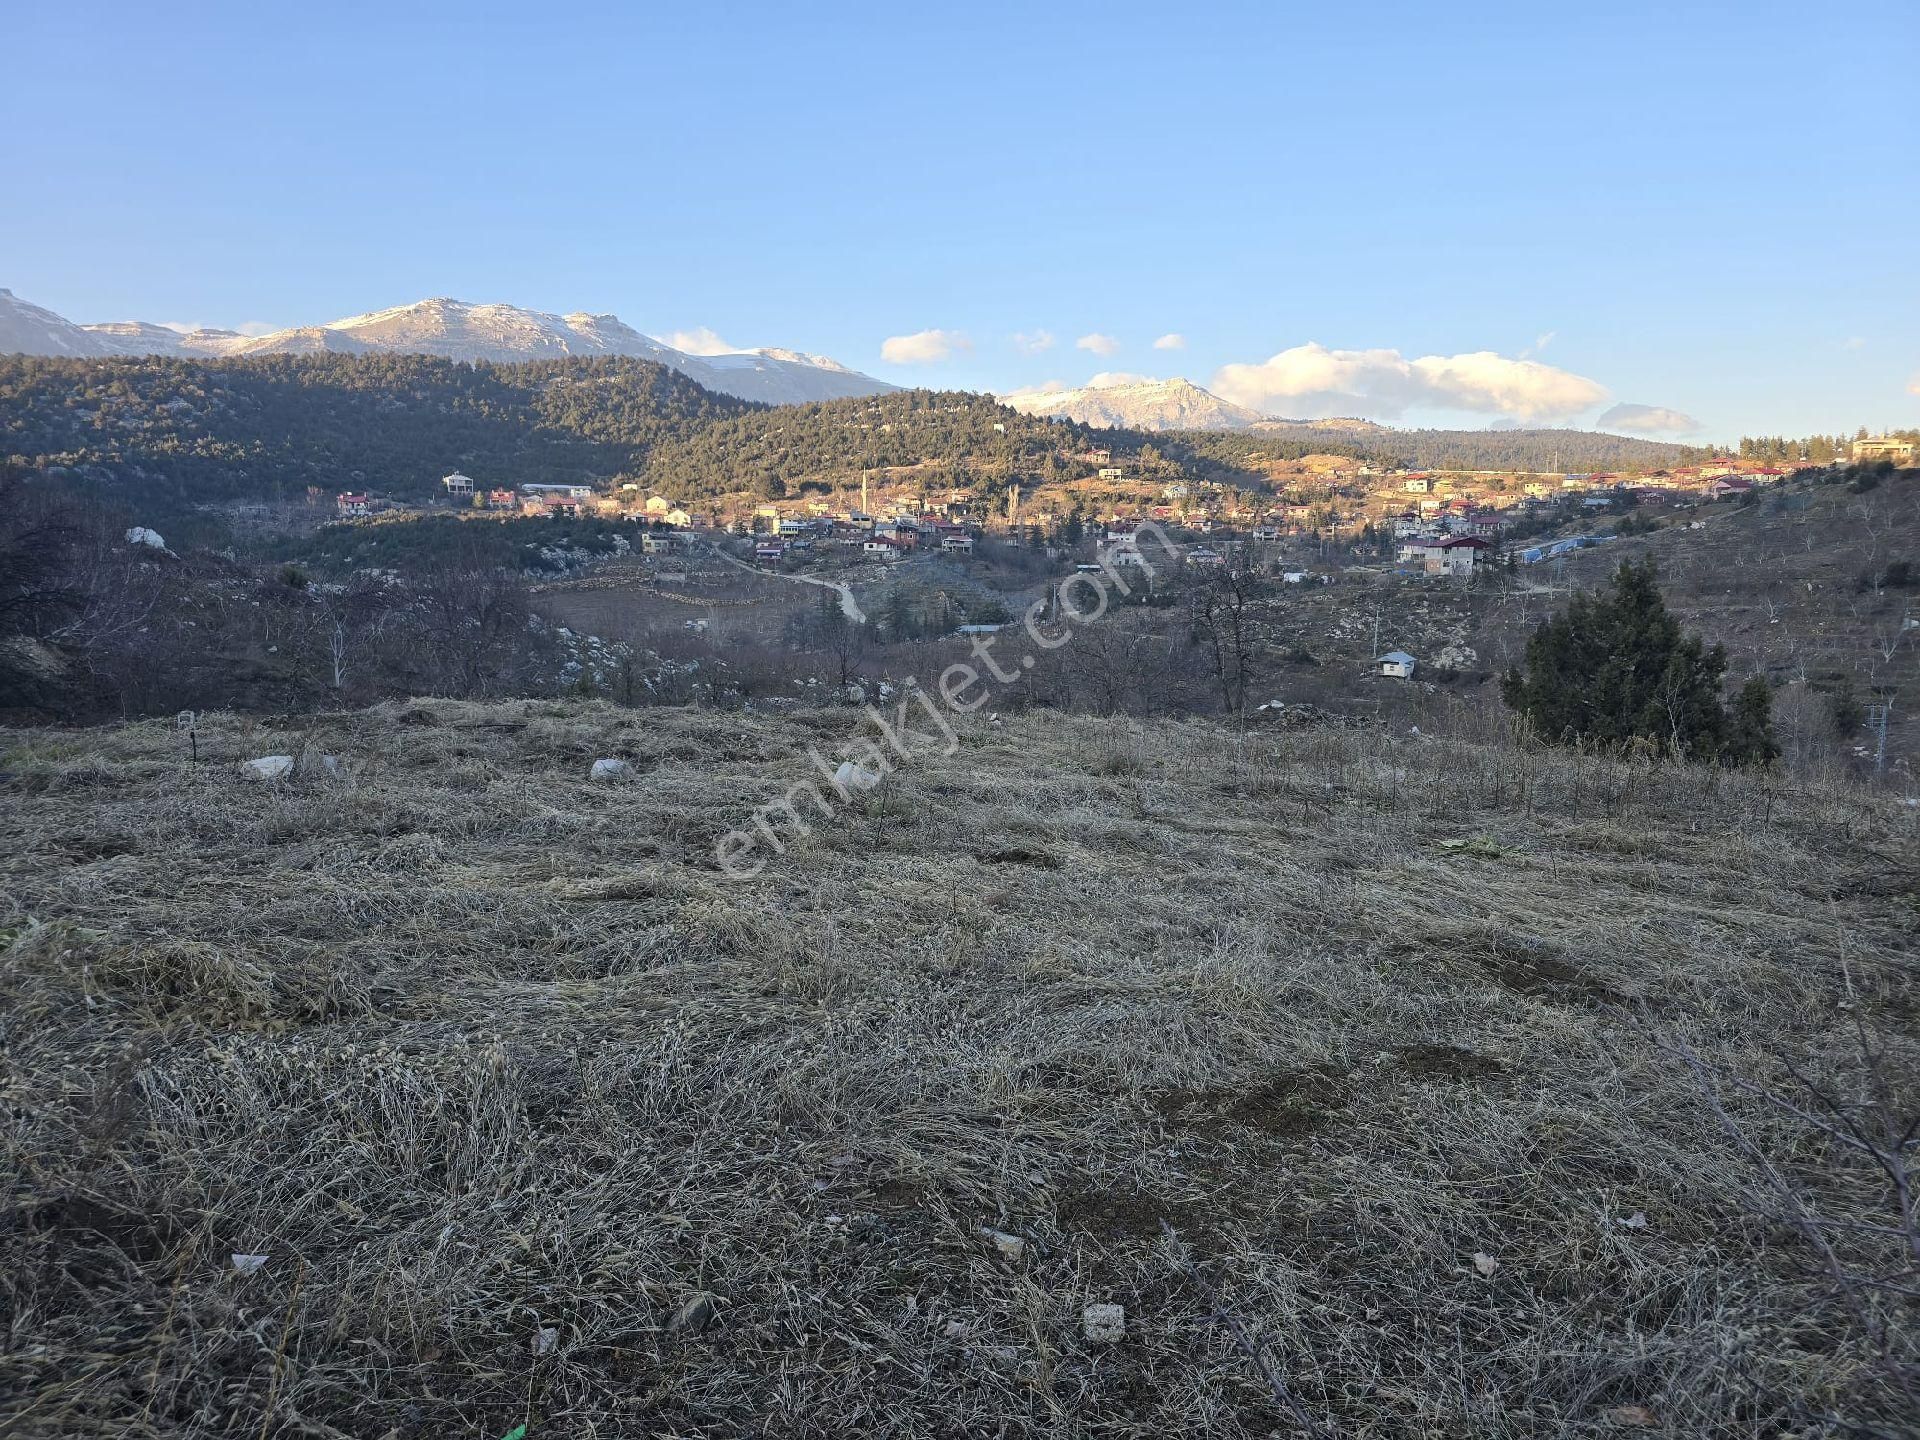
[3,700,1917,1438]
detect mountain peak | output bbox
[1000,375,1269,431]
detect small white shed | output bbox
[1376,650,1417,679]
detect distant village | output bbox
[323,434,1914,585]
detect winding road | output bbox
[707,542,868,623]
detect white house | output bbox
[1376,650,1417,679]
[1854,435,1917,465]
[442,472,476,497]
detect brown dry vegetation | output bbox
[3,700,1917,1438]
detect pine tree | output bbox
[1724,676,1780,767]
[1502,557,1766,762]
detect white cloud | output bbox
[1907,371,1920,398]
[1011,329,1055,355]
[881,328,969,365]
[1597,402,1702,436]
[1211,341,1610,423]
[1152,333,1186,351]
[1076,332,1120,357]
[1842,336,1867,350]
[662,326,741,356]
[236,321,277,338]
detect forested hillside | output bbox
[1171,426,1706,475]
[3,354,1725,530]
[0,354,752,508]
[634,388,1097,498]
[0,357,1111,511]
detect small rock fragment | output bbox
[1082,1302,1125,1343]
[980,1227,1026,1263]
[1472,1251,1498,1278]
[667,1291,718,1335]
[532,1326,558,1356]
[590,758,633,781]
[230,1252,269,1274]
[238,754,342,782]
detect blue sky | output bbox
[7,1,1916,441]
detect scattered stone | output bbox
[238,754,342,782]
[667,1291,718,1336]
[834,760,884,793]
[532,1326,558,1356]
[980,1227,1026,1263]
[590,758,633,781]
[841,683,867,705]
[1082,1302,1125,1343]
[1472,1251,1499,1278]
[230,1252,269,1274]
[125,526,166,549]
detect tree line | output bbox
[0,353,750,517]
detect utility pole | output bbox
[1865,697,1893,776]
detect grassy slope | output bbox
[3,701,1916,1437]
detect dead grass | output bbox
[2,698,1916,1437]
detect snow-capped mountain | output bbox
[2,290,895,405]
[228,325,372,356]
[0,289,123,357]
[1001,376,1270,431]
[313,298,656,363]
[81,320,254,357]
